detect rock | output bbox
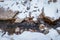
[0,0,4,2]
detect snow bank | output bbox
[15,31,51,40]
[0,30,60,40]
[46,28,59,40]
[53,35,60,40]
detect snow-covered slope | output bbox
[0,0,60,20]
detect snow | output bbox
[56,27,60,30]
[0,29,60,40]
[17,13,27,19]
[0,32,11,40]
[0,0,60,40]
[46,28,59,40]
[53,35,60,40]
[33,18,37,21]
[44,2,58,20]
[13,31,51,40]
[0,0,60,20]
